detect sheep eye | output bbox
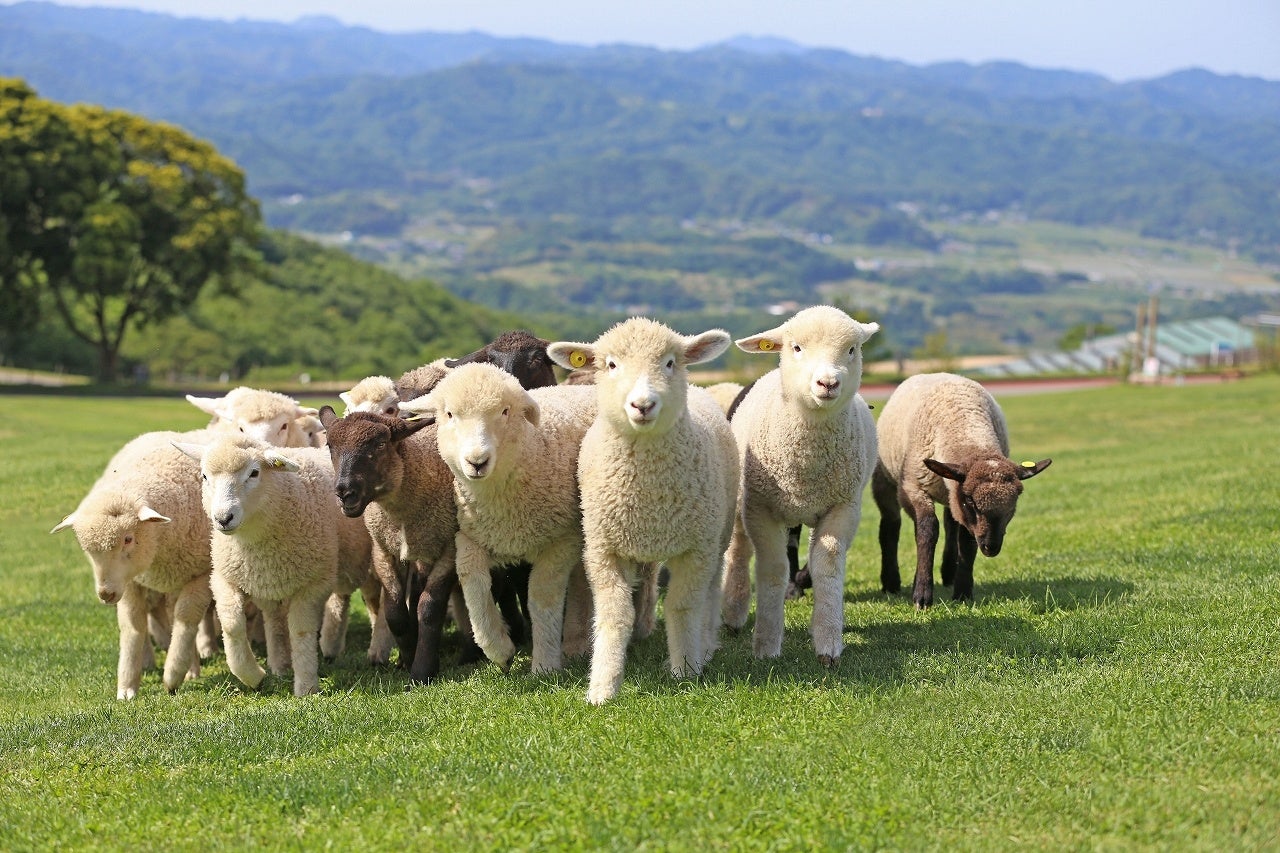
[606,358,618,371]
[249,469,259,479]
[848,345,857,355]
[664,357,675,372]
[279,423,287,432]
[445,411,453,420]
[123,535,133,545]
[792,343,802,354]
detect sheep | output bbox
[399,363,597,674]
[547,318,740,704]
[444,329,558,391]
[340,375,399,417]
[871,372,1051,608]
[318,405,484,683]
[52,429,219,699]
[719,305,880,666]
[174,435,373,697]
[186,386,320,448]
[703,381,745,416]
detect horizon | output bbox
[5,0,1280,84]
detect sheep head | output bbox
[340,375,399,418]
[548,318,729,436]
[737,306,878,414]
[400,363,538,484]
[924,456,1051,557]
[174,437,300,534]
[445,330,558,390]
[186,387,319,447]
[318,405,432,517]
[52,494,171,604]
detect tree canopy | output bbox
[0,80,261,381]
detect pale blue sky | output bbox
[20,0,1280,82]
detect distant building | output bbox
[978,316,1259,378]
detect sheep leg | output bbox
[363,577,394,666]
[451,584,485,665]
[745,508,791,659]
[319,592,351,661]
[631,563,659,642]
[408,558,456,684]
[872,465,902,593]
[784,525,804,599]
[374,551,418,667]
[808,505,857,666]
[287,592,326,697]
[116,583,150,700]
[586,553,637,705]
[720,514,754,631]
[563,561,594,657]
[454,532,516,671]
[148,595,173,652]
[527,539,579,674]
[908,499,940,610]
[494,562,530,646]
[196,604,219,659]
[211,570,265,690]
[951,525,979,602]
[940,507,960,587]
[261,600,292,675]
[663,553,711,678]
[162,573,213,694]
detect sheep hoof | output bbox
[498,654,515,675]
[817,653,839,669]
[784,582,803,601]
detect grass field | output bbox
[1,377,1278,850]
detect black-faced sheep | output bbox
[872,372,1051,608]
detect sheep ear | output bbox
[1016,458,1052,480]
[262,450,300,473]
[444,348,488,368]
[390,416,434,442]
[398,392,439,423]
[139,506,171,524]
[185,394,223,417]
[855,321,880,343]
[318,406,340,429]
[522,396,541,428]
[683,330,731,365]
[735,330,784,355]
[338,391,355,410]
[296,405,319,418]
[924,458,967,482]
[172,441,208,462]
[50,512,78,534]
[547,341,594,371]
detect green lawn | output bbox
[1,377,1278,850]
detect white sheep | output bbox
[871,372,1051,608]
[174,436,373,696]
[53,429,219,699]
[399,363,597,674]
[340,375,399,417]
[186,386,320,448]
[548,318,740,705]
[702,381,745,416]
[720,305,880,666]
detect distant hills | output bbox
[3,1,1278,359]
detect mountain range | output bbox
[3,1,1278,355]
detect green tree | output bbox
[0,80,261,381]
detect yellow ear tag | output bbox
[569,350,588,368]
[1021,460,1036,468]
[758,339,775,351]
[269,459,288,469]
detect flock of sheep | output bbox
[54,305,1051,704]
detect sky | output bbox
[21,0,1280,82]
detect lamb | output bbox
[174,436,373,696]
[318,405,481,683]
[444,329,558,391]
[720,305,880,666]
[186,386,320,448]
[871,372,1051,608]
[340,375,399,417]
[398,363,597,674]
[53,429,219,699]
[547,318,739,705]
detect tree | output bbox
[0,80,261,381]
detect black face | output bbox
[492,346,557,390]
[326,419,392,518]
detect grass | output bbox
[2,377,1279,850]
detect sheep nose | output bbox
[465,454,491,477]
[97,588,118,604]
[630,399,655,416]
[214,511,235,530]
[816,377,840,395]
